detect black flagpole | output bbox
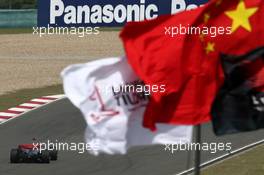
[194,124,201,175]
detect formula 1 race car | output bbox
[10,144,58,163]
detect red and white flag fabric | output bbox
[61,57,193,155]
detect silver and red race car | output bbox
[10,144,58,163]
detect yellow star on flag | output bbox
[225,1,258,33]
[205,42,215,54]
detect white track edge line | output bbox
[175,139,264,175]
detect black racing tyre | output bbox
[41,150,50,163]
[49,150,58,161]
[10,149,19,163]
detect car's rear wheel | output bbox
[10,149,19,163]
[49,150,58,160]
[41,150,50,163]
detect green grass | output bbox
[202,144,264,175]
[0,27,121,35]
[0,84,63,111]
[0,28,33,34]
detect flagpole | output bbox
[194,124,201,175]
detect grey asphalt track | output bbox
[0,98,264,175]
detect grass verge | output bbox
[202,144,264,175]
[0,27,121,35]
[0,28,33,34]
[0,84,63,111]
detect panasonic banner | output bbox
[38,0,208,27]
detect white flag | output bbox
[61,57,193,155]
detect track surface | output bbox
[0,98,264,175]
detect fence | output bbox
[0,9,36,28]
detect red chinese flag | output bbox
[120,1,224,130]
[120,0,264,131]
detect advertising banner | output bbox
[38,0,208,27]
